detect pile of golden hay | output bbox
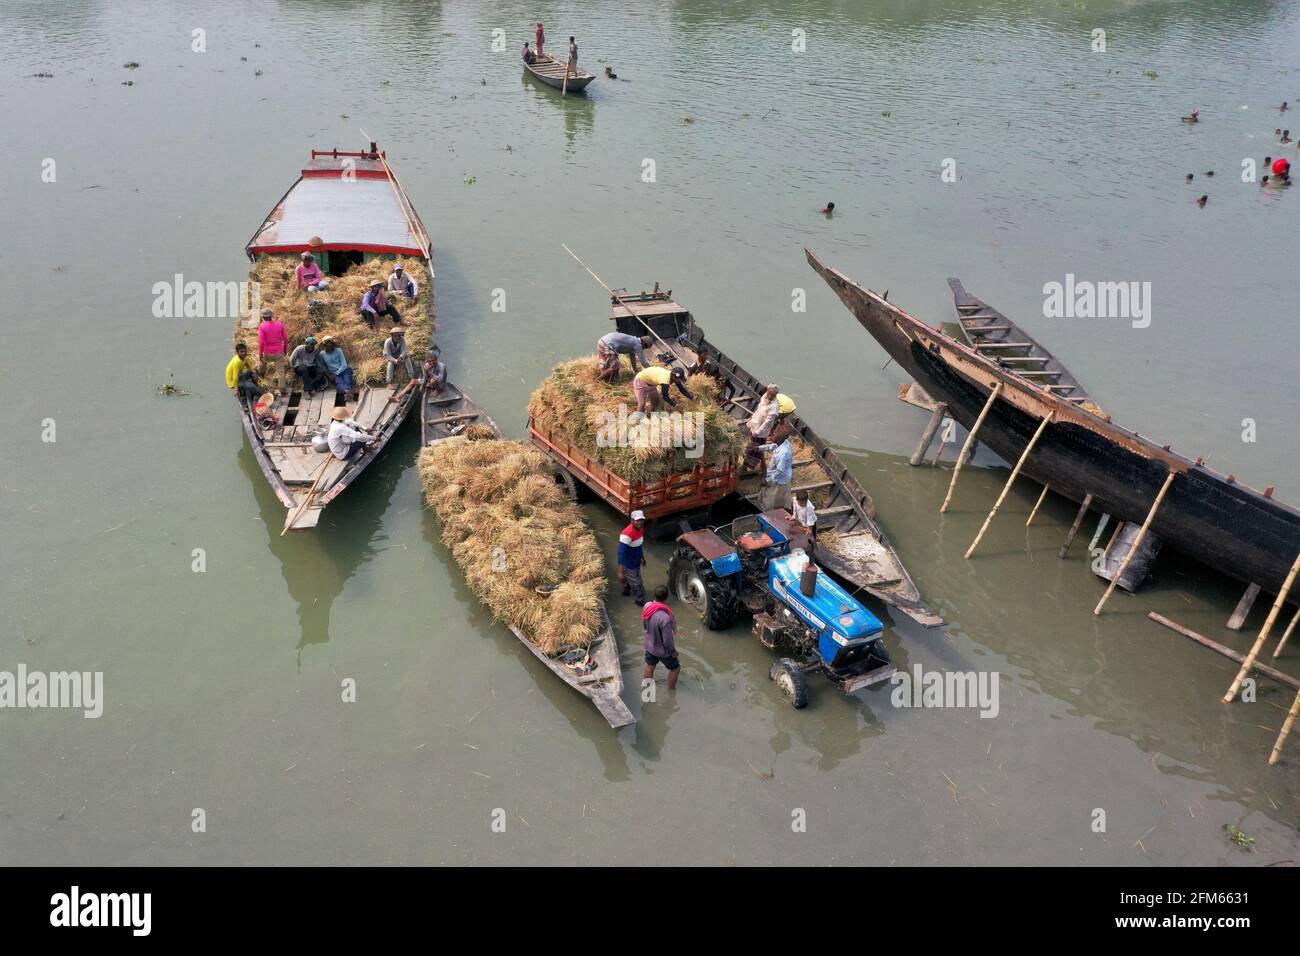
[528,357,746,483]
[236,254,434,385]
[738,436,836,508]
[418,434,606,655]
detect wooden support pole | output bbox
[965,413,1053,560]
[1025,484,1051,527]
[909,403,948,466]
[1270,690,1300,765]
[1223,550,1300,699]
[1059,493,1094,558]
[1092,471,1175,615]
[1226,582,1262,631]
[941,383,1001,513]
[1147,612,1300,690]
[1277,607,1300,658]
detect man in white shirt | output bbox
[387,264,419,303]
[327,407,373,461]
[789,489,817,556]
[744,384,781,471]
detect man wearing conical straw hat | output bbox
[326,407,373,462]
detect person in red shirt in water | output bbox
[642,586,680,691]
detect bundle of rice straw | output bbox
[236,254,434,385]
[527,357,745,484]
[418,434,605,655]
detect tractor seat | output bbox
[737,532,775,552]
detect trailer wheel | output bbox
[770,658,809,709]
[669,546,739,631]
[551,466,581,502]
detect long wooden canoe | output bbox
[947,278,1100,412]
[807,249,1300,601]
[240,147,433,532]
[523,52,595,92]
[606,287,944,628]
[422,391,635,729]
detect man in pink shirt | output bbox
[257,308,289,384]
[294,251,329,292]
[535,21,545,58]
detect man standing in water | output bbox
[618,510,648,606]
[642,586,680,691]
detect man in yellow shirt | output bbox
[225,342,262,403]
[632,364,694,414]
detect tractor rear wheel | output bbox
[770,658,809,709]
[552,466,581,502]
[669,545,739,631]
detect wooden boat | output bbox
[423,394,635,729]
[947,278,1100,413]
[807,249,1300,601]
[605,287,944,628]
[523,52,595,93]
[420,381,500,446]
[240,147,434,532]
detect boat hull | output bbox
[807,250,1300,598]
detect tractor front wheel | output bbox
[770,658,809,709]
[669,546,739,631]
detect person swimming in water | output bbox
[1283,130,1293,144]
[819,202,835,216]
[1195,194,1208,206]
[605,66,617,79]
[1182,109,1199,123]
[1185,173,1194,182]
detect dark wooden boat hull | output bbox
[420,380,500,446]
[523,53,595,92]
[807,249,1300,598]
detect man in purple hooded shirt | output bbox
[642,586,680,690]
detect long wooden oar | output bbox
[561,244,677,359]
[282,454,333,535]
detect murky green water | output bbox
[3,0,1299,865]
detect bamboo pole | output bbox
[1269,690,1300,765]
[940,383,1001,513]
[965,413,1053,559]
[1059,493,1094,557]
[1093,469,1177,615]
[281,455,333,536]
[909,403,948,466]
[561,244,676,357]
[1025,484,1051,526]
[1224,551,1300,699]
[1276,607,1300,657]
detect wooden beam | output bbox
[965,413,1053,559]
[1059,493,1094,558]
[909,403,948,466]
[940,382,1001,513]
[1094,470,1176,615]
[1223,550,1300,698]
[1226,583,1262,631]
[1148,613,1300,690]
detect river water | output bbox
[3,0,1299,865]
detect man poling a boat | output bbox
[327,407,373,461]
[642,586,681,690]
[618,510,648,606]
[565,35,578,81]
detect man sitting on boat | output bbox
[420,351,447,394]
[294,252,329,293]
[383,326,416,385]
[327,407,373,462]
[789,489,818,554]
[632,364,694,414]
[360,281,401,329]
[289,336,328,394]
[318,337,355,401]
[387,264,419,303]
[226,342,264,405]
[522,41,536,65]
[596,331,650,383]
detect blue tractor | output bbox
[667,510,897,708]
